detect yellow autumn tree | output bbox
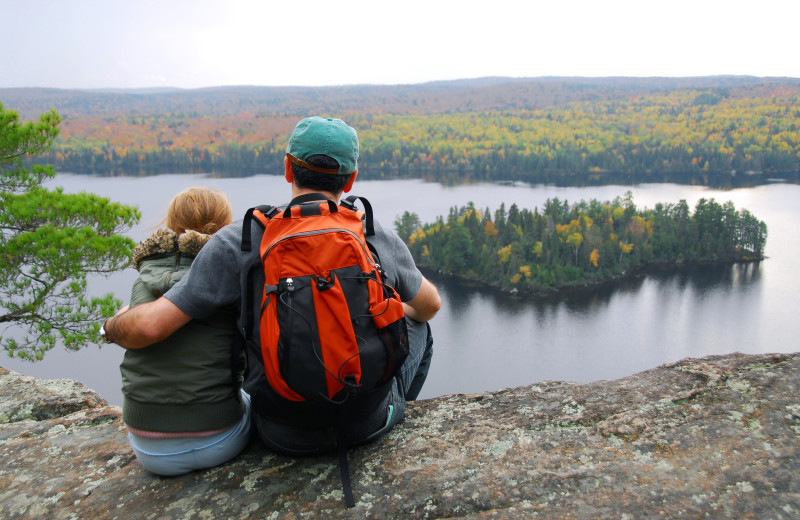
[484,220,498,237]
[619,241,634,262]
[497,244,513,263]
[589,248,600,267]
[566,232,584,265]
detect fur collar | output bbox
[132,228,211,270]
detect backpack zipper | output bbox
[262,228,379,270]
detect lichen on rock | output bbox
[2,353,799,519]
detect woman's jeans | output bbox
[128,390,252,476]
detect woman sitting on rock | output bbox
[118,186,250,476]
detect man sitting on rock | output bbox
[103,116,441,466]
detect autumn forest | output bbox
[3,77,799,186]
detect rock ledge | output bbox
[2,352,799,519]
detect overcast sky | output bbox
[2,0,798,89]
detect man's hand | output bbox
[105,296,191,349]
[403,276,441,323]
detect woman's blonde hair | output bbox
[163,187,233,235]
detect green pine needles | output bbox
[1,103,140,360]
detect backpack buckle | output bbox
[340,197,356,211]
[314,272,336,291]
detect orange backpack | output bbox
[241,194,409,407]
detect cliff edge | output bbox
[2,352,799,519]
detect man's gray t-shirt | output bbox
[165,213,423,334]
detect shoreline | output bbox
[420,257,765,299]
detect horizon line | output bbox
[3,74,800,92]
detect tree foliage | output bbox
[0,103,140,360]
[400,192,767,293]
[36,88,800,182]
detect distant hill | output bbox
[3,76,798,183]
[3,76,799,119]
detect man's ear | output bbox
[343,170,358,193]
[284,156,293,184]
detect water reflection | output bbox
[645,262,762,295]
[97,166,800,191]
[427,260,764,332]
[412,170,800,190]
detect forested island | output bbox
[2,77,799,186]
[395,193,767,293]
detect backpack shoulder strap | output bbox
[240,204,278,342]
[341,195,375,237]
[241,205,279,252]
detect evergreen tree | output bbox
[394,210,421,241]
[403,195,766,292]
[0,103,140,360]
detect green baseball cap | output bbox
[286,116,359,175]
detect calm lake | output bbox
[3,173,799,405]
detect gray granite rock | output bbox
[1,352,799,519]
